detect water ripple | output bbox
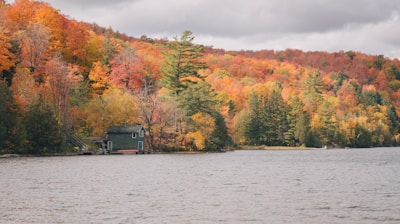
[0,148,400,223]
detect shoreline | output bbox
[0,152,84,158]
[0,146,375,158]
[236,145,317,150]
[0,147,308,158]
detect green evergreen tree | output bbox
[244,87,288,146]
[386,64,400,80]
[264,89,288,145]
[179,81,217,116]
[317,98,339,146]
[302,70,324,112]
[373,55,386,70]
[303,70,324,94]
[179,81,231,150]
[285,96,310,146]
[330,72,349,94]
[161,31,211,148]
[295,110,311,146]
[244,93,264,144]
[353,124,373,148]
[24,99,63,154]
[161,30,207,97]
[361,90,381,106]
[208,112,233,150]
[0,80,25,154]
[382,98,399,133]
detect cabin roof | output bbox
[106,125,145,134]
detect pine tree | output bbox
[285,96,311,146]
[295,110,311,146]
[244,93,264,144]
[161,30,207,97]
[285,96,304,146]
[244,88,288,146]
[209,112,233,150]
[317,97,339,146]
[0,80,25,153]
[179,81,217,116]
[24,99,62,154]
[161,31,209,148]
[0,27,16,86]
[264,89,288,145]
[302,70,324,112]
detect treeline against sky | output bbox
[1,0,400,154]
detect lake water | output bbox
[1,148,400,224]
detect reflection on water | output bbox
[1,148,400,224]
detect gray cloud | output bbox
[7,0,400,58]
[51,0,135,9]
[118,0,399,35]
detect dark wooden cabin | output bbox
[105,125,145,154]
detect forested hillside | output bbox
[1,0,400,154]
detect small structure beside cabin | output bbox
[105,125,145,154]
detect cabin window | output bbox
[139,129,144,137]
[132,132,137,138]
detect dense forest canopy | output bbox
[1,0,400,154]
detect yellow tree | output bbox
[89,61,110,95]
[10,67,36,109]
[33,2,64,51]
[368,105,392,146]
[0,26,14,85]
[100,29,123,65]
[186,112,215,151]
[312,96,339,146]
[85,87,139,136]
[338,117,356,146]
[85,31,104,66]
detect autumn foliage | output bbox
[1,0,400,153]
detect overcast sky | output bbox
[9,0,400,59]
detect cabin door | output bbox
[138,141,143,152]
[107,141,113,152]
